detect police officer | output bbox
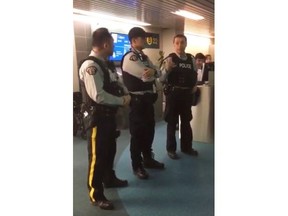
[160,34,198,160]
[79,28,131,210]
[121,27,164,180]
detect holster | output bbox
[191,87,201,106]
[81,104,97,131]
[163,84,172,95]
[81,103,118,131]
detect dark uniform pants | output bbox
[164,92,193,152]
[129,94,155,170]
[86,115,117,202]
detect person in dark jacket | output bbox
[160,34,198,160]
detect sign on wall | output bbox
[145,32,160,49]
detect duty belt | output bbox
[163,84,192,95]
[93,104,118,116]
[169,85,192,91]
[130,92,158,104]
[130,90,155,95]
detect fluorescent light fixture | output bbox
[73,8,151,26]
[185,34,211,47]
[171,10,204,20]
[184,32,214,38]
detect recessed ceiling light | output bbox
[184,32,214,38]
[73,9,151,26]
[171,10,204,20]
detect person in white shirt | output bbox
[195,53,206,83]
[205,54,212,63]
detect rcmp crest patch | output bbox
[86,66,97,75]
[129,55,138,61]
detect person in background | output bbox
[205,54,215,76]
[160,34,198,160]
[121,27,165,180]
[194,52,207,84]
[78,28,131,210]
[205,54,212,63]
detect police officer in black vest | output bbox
[121,27,164,180]
[78,28,131,210]
[160,34,198,160]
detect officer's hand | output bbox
[122,95,131,106]
[143,68,155,79]
[165,57,177,72]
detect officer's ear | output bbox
[131,38,137,45]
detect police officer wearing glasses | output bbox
[121,27,165,180]
[78,28,131,210]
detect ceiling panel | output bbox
[73,0,214,32]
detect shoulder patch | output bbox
[86,66,97,75]
[129,54,138,61]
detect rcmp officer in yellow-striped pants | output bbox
[78,28,131,210]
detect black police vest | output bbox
[78,56,125,106]
[121,50,154,92]
[166,53,196,88]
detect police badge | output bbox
[86,66,97,75]
[129,55,138,61]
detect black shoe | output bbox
[167,151,179,160]
[103,177,128,188]
[143,158,165,169]
[133,166,149,179]
[182,148,198,156]
[91,198,114,210]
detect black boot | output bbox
[103,170,128,188]
[143,152,165,169]
[133,165,149,179]
[90,194,114,210]
[181,148,198,156]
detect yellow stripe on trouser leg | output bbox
[89,127,97,202]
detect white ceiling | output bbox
[73,0,214,33]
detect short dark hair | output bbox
[128,27,146,42]
[195,53,205,60]
[92,28,112,47]
[173,34,187,43]
[205,54,212,59]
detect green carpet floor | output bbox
[73,121,214,216]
